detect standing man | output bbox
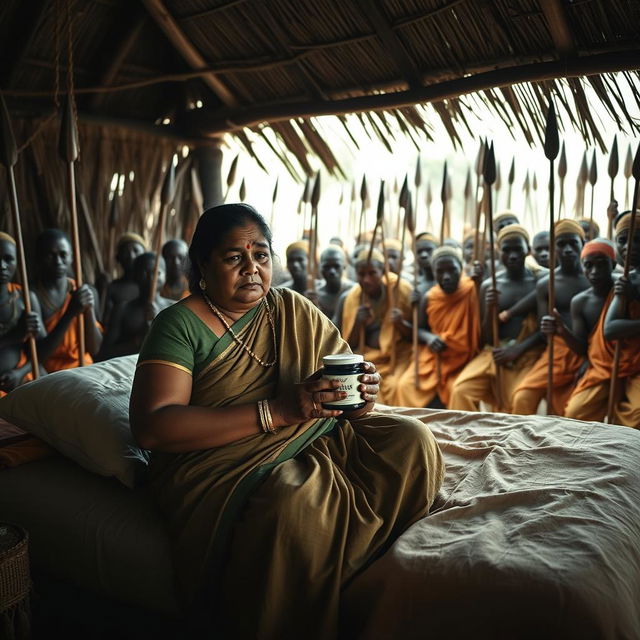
[281,241,311,295]
[312,246,353,320]
[511,220,589,415]
[161,238,189,300]
[449,225,543,413]
[33,229,102,371]
[531,230,551,269]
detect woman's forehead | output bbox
[219,224,266,247]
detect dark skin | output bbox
[99,255,173,359]
[334,260,410,350]
[414,237,437,301]
[161,239,189,300]
[605,225,640,340]
[103,240,145,323]
[532,231,551,269]
[282,248,309,294]
[130,223,381,452]
[480,236,542,365]
[313,248,354,320]
[34,236,103,363]
[542,253,615,357]
[578,220,600,243]
[416,256,463,353]
[535,233,590,346]
[0,240,46,391]
[386,248,401,275]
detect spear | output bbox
[308,172,321,293]
[494,161,502,210]
[607,142,640,424]
[269,176,279,229]
[239,177,246,202]
[223,153,238,201]
[425,181,433,233]
[439,161,448,244]
[0,96,39,379]
[558,142,567,218]
[574,150,588,218]
[483,141,501,409]
[349,179,357,243]
[405,188,420,389]
[463,167,472,233]
[357,175,368,245]
[149,156,177,303]
[544,101,560,414]
[523,170,531,230]
[532,171,539,230]
[589,149,597,230]
[473,138,485,262]
[624,143,633,209]
[607,135,619,239]
[58,95,86,367]
[414,154,422,230]
[507,157,515,209]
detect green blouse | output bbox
[137,300,260,378]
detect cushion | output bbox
[0,418,54,469]
[0,355,147,488]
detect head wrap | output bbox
[355,248,385,265]
[383,238,403,252]
[494,211,520,226]
[581,238,616,262]
[431,245,463,266]
[0,232,16,245]
[286,240,309,257]
[576,216,600,236]
[117,232,146,250]
[320,244,347,262]
[416,232,438,243]
[497,223,529,245]
[614,211,636,236]
[463,230,476,245]
[554,219,585,239]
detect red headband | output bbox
[581,240,615,261]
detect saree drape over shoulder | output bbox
[137,287,444,639]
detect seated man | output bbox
[392,246,480,409]
[98,252,173,360]
[450,224,544,413]
[334,248,412,404]
[312,246,353,320]
[414,232,438,297]
[161,238,189,300]
[33,229,102,371]
[0,232,45,393]
[512,219,589,416]
[102,232,146,324]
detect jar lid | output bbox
[323,353,364,366]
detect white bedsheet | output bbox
[342,408,640,640]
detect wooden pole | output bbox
[558,142,567,218]
[405,191,419,389]
[589,149,597,231]
[58,95,85,367]
[473,139,485,263]
[0,96,39,379]
[439,161,448,244]
[308,172,321,293]
[607,135,619,240]
[483,142,501,409]
[414,154,422,232]
[544,102,560,414]
[149,157,177,302]
[607,142,640,423]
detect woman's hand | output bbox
[271,369,346,426]
[355,361,380,405]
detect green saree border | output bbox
[208,416,338,576]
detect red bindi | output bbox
[246,243,251,249]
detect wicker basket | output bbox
[0,523,30,639]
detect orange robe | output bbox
[0,283,33,397]
[565,294,640,426]
[392,276,480,407]
[511,334,584,416]
[341,273,413,404]
[43,279,96,372]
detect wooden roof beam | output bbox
[188,49,640,135]
[358,0,422,89]
[141,0,239,108]
[539,0,576,57]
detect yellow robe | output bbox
[141,288,444,638]
[341,273,413,403]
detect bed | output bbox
[0,358,639,639]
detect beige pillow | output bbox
[0,355,147,488]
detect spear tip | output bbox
[558,142,567,178]
[632,142,640,181]
[608,135,619,179]
[589,148,598,186]
[58,95,79,164]
[399,174,409,209]
[483,141,496,185]
[543,101,559,161]
[160,156,177,207]
[376,180,385,223]
[310,171,321,207]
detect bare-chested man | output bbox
[161,238,189,300]
[311,246,353,320]
[414,232,438,297]
[531,230,551,269]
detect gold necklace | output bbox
[201,291,278,368]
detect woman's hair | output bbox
[36,228,71,256]
[187,203,273,293]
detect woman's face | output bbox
[200,223,272,310]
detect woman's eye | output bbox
[227,255,241,263]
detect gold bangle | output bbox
[263,399,276,433]
[257,400,268,433]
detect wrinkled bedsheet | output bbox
[342,408,640,640]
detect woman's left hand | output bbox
[357,361,380,405]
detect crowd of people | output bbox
[0,205,638,426]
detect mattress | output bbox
[2,408,640,639]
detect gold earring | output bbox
[199,278,207,291]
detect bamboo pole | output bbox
[607,143,640,423]
[544,102,560,414]
[0,96,39,379]
[149,156,177,302]
[483,141,501,409]
[607,135,619,239]
[58,95,85,367]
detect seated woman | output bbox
[129,204,444,639]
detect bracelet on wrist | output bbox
[258,399,278,434]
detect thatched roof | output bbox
[2,0,640,179]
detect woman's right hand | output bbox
[271,370,346,426]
